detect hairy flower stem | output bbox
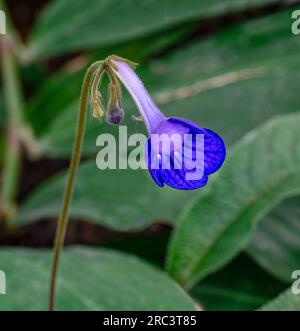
[48,61,101,311]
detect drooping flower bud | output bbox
[106,81,124,125]
[106,105,124,125]
[90,91,105,121]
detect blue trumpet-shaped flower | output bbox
[112,59,226,190]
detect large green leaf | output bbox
[14,166,193,230]
[247,197,300,283]
[28,9,300,157]
[27,0,277,60]
[259,288,300,311]
[166,113,300,288]
[191,254,286,311]
[0,247,196,310]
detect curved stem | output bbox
[91,61,104,98]
[48,61,101,311]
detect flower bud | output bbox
[90,92,105,121]
[106,105,124,125]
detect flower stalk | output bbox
[48,61,102,311]
[0,38,22,226]
[0,3,28,225]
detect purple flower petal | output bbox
[112,60,165,133]
[165,118,226,175]
[147,118,226,190]
[112,58,226,190]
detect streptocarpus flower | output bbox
[111,58,226,190]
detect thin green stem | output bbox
[0,125,21,225]
[48,61,101,311]
[90,61,104,98]
[0,37,23,225]
[0,1,39,224]
[105,61,121,86]
[0,0,36,64]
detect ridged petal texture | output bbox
[147,118,226,190]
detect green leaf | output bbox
[14,166,194,230]
[28,9,300,157]
[247,197,300,283]
[27,0,276,60]
[191,254,286,311]
[104,233,170,268]
[259,288,300,311]
[27,69,84,137]
[0,247,196,311]
[166,113,300,288]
